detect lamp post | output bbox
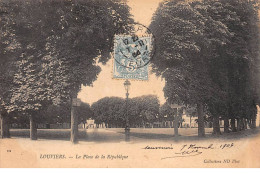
[170,104,183,138]
[124,79,131,141]
[71,97,81,144]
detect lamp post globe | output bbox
[124,79,131,92]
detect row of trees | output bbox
[91,95,160,128]
[4,94,209,130]
[150,0,260,136]
[7,101,92,129]
[0,0,133,142]
[4,95,186,129]
[6,92,253,130]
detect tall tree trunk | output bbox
[0,113,10,138]
[224,117,230,133]
[258,106,260,128]
[29,115,37,140]
[1,114,3,138]
[244,119,248,130]
[5,119,10,138]
[190,115,192,128]
[252,118,256,129]
[174,108,179,137]
[197,103,205,137]
[240,118,245,130]
[70,92,78,144]
[248,119,252,128]
[237,118,241,131]
[231,118,236,132]
[212,116,221,135]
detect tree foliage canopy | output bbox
[150,0,259,126]
[0,0,132,115]
[91,95,160,126]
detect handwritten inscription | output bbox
[143,143,234,160]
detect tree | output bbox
[150,0,231,137]
[91,95,160,128]
[184,105,197,128]
[2,0,132,142]
[0,0,22,138]
[0,0,73,140]
[224,0,260,130]
[36,103,71,126]
[201,0,260,132]
[159,103,182,136]
[77,102,93,127]
[129,95,160,127]
[91,97,125,127]
[190,0,237,135]
[159,103,175,123]
[42,0,133,143]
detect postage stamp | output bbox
[113,35,152,80]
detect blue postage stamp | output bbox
[113,35,152,80]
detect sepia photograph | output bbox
[0,0,260,168]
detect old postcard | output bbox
[1,0,260,168]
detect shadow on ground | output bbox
[10,129,87,141]
[109,128,260,143]
[9,129,125,142]
[8,128,260,143]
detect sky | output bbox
[78,0,166,105]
